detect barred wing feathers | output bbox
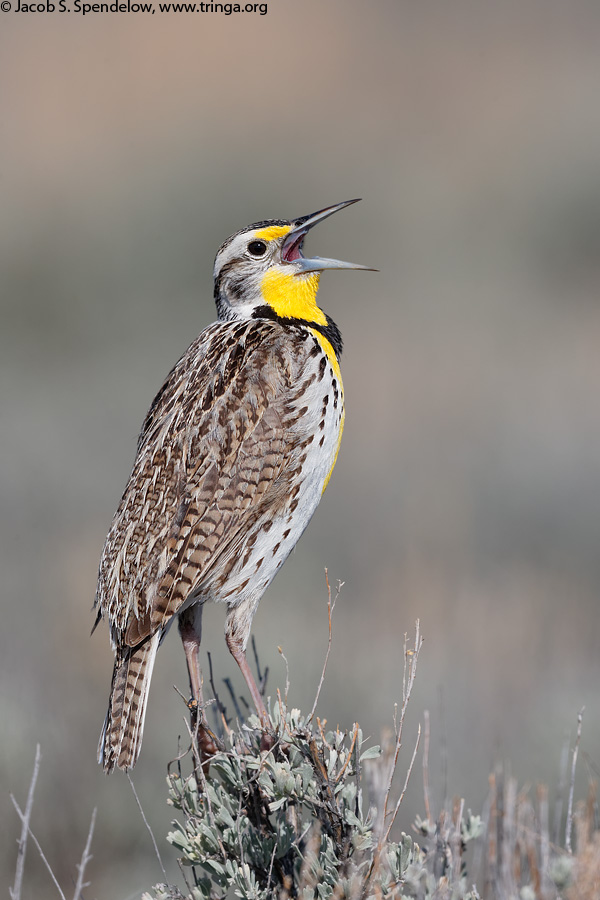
[96,318,312,647]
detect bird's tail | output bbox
[98,631,161,773]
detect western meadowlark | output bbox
[95,199,373,772]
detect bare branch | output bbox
[10,795,67,900]
[278,644,290,708]
[127,774,167,879]
[251,634,269,697]
[553,730,570,846]
[335,723,359,784]
[180,715,226,861]
[382,722,422,845]
[207,652,232,739]
[308,570,342,723]
[364,622,424,890]
[10,743,41,900]
[565,706,585,854]
[266,833,278,891]
[72,807,96,900]
[423,709,432,824]
[223,677,246,720]
[381,620,423,828]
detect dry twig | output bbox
[423,708,432,824]
[10,795,67,900]
[382,722,422,846]
[128,774,167,879]
[364,621,423,889]
[381,621,423,829]
[207,651,233,739]
[278,644,290,708]
[554,730,570,845]
[308,570,342,723]
[72,807,97,900]
[10,743,41,900]
[565,706,585,854]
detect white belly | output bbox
[207,348,344,610]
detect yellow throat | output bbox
[260,268,325,325]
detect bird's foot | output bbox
[198,723,223,758]
[187,696,225,764]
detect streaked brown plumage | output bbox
[95,201,373,772]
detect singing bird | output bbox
[95,199,373,772]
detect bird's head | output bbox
[213,199,374,324]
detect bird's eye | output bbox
[247,240,267,257]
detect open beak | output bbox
[281,199,376,274]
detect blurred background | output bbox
[2,1,600,895]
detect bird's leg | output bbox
[225,611,271,736]
[178,605,221,769]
